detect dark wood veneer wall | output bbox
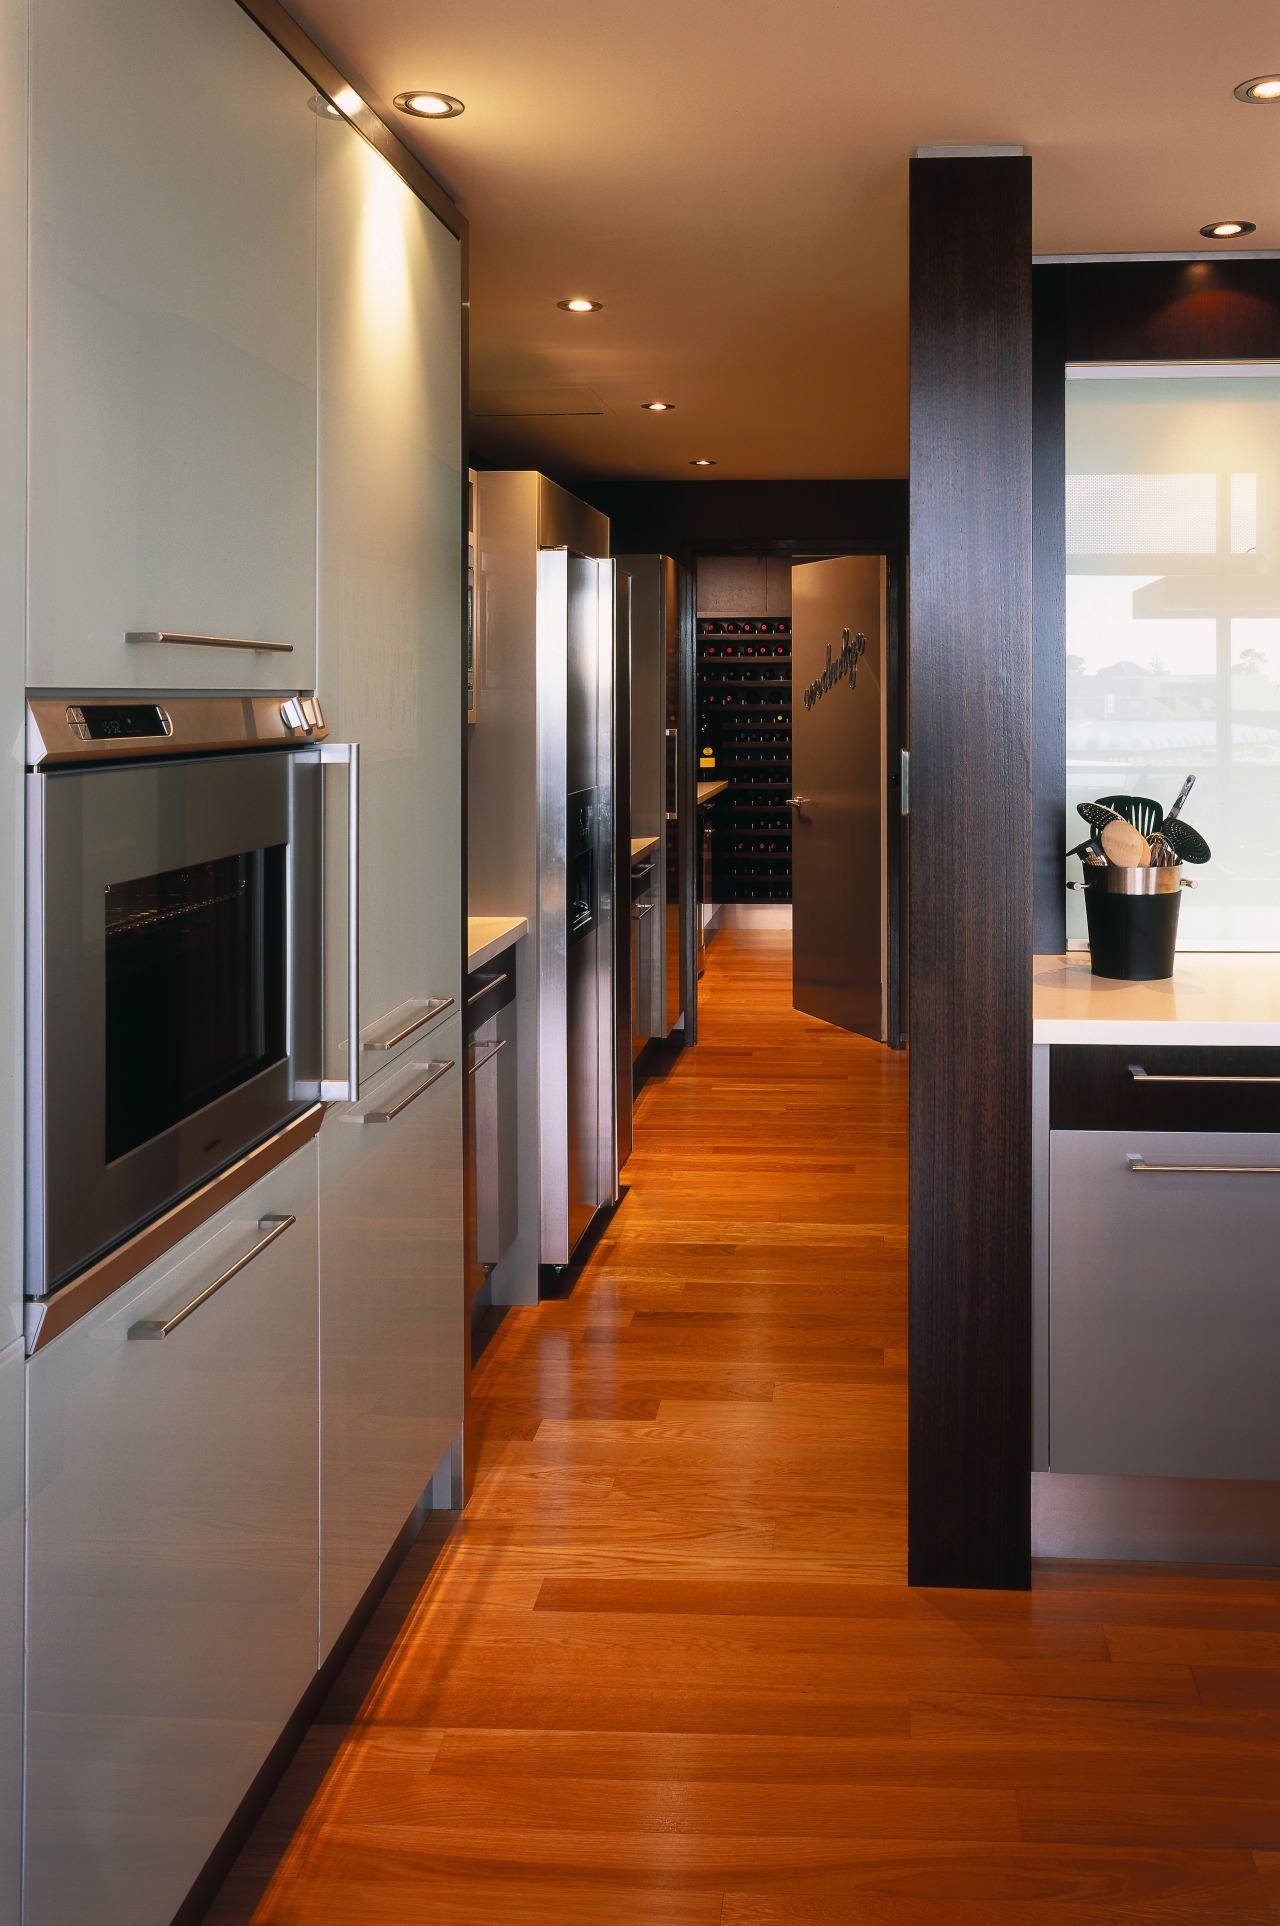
[908,155,1034,1590]
[1032,259,1280,953]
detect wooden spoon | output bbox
[1100,816,1152,867]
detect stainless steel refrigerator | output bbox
[468,473,617,1295]
[618,554,695,1043]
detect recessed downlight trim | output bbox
[393,90,465,119]
[689,458,716,467]
[556,298,603,313]
[641,401,675,411]
[1200,219,1257,238]
[1235,75,1280,102]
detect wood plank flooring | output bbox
[209,931,1280,1924]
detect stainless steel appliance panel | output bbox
[614,568,633,1170]
[1049,1128,1280,1481]
[29,749,322,1296]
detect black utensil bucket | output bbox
[1083,885,1181,980]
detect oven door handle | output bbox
[317,741,360,1103]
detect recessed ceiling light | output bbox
[393,90,464,119]
[308,94,343,119]
[690,458,716,467]
[1200,219,1257,238]
[331,86,362,117]
[641,401,675,411]
[1235,75,1280,102]
[556,298,603,313]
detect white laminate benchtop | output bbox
[697,780,729,806]
[468,916,529,973]
[631,836,659,862]
[1033,951,1280,1046]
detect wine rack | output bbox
[696,616,792,903]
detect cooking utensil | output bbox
[1076,800,1120,833]
[1096,793,1164,838]
[1164,774,1196,825]
[1099,816,1152,867]
[1147,830,1179,866]
[1160,816,1211,864]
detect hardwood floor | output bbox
[209,931,1280,1924]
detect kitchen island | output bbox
[1032,953,1280,1566]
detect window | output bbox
[1066,365,1280,947]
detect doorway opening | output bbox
[693,547,905,1048]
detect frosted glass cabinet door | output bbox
[317,115,463,1073]
[24,1144,319,1926]
[319,1031,464,1659]
[28,0,317,690]
[0,1341,21,1926]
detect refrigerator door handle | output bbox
[665,725,678,822]
[317,741,361,1102]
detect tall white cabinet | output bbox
[315,114,464,1654]
[27,0,318,691]
[15,7,467,1924]
[0,0,24,1913]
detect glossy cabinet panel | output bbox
[0,0,23,1351]
[28,0,317,689]
[317,115,463,1079]
[0,1341,21,1926]
[24,1143,319,1926]
[319,1026,464,1659]
[1050,1129,1280,1481]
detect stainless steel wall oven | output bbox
[25,696,356,1339]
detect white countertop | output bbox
[631,836,659,862]
[697,779,730,806]
[1034,952,1280,1045]
[468,916,528,973]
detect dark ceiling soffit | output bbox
[234,0,467,244]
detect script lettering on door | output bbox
[801,628,866,711]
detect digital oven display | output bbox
[78,704,169,741]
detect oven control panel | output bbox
[26,694,331,767]
[65,703,172,743]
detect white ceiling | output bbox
[288,0,1280,482]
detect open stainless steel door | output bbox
[790,555,886,1040]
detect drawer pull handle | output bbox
[466,1039,506,1077]
[467,972,508,1005]
[1129,1065,1280,1085]
[362,1059,453,1124]
[632,901,656,921]
[125,630,293,654]
[364,996,454,1049]
[1129,1158,1280,1175]
[128,1215,296,1340]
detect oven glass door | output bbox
[31,749,322,1295]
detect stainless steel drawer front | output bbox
[1049,1129,1280,1482]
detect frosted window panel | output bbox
[1065,370,1280,949]
[1066,472,1217,555]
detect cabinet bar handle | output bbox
[630,861,656,878]
[467,973,508,1005]
[1129,1158,1280,1175]
[1129,1065,1280,1085]
[128,1215,296,1340]
[362,1059,453,1124]
[466,1039,506,1077]
[364,996,453,1049]
[632,901,656,920]
[125,630,293,654]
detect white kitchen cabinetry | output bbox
[27,0,317,691]
[0,1341,21,1926]
[320,1025,464,1660]
[24,1142,319,1926]
[317,114,463,1078]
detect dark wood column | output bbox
[907,155,1033,1589]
